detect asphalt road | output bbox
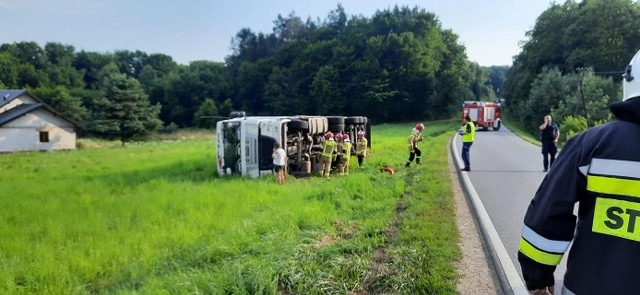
[453,125,571,293]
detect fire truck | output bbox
[461,101,502,130]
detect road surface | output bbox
[452,125,572,294]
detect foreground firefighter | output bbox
[517,49,640,295]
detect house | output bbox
[0,89,78,153]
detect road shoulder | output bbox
[450,150,502,294]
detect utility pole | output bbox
[576,67,590,127]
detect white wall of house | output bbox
[0,109,76,152]
[0,94,37,114]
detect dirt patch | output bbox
[313,235,336,249]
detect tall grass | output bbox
[0,121,462,294]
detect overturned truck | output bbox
[216,114,370,178]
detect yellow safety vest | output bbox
[342,142,352,158]
[321,140,336,157]
[335,142,344,157]
[355,138,367,156]
[462,122,475,142]
[408,132,422,148]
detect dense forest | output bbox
[0,5,503,141]
[504,0,640,138]
[5,0,638,143]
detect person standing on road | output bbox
[405,123,424,168]
[355,131,368,167]
[517,49,640,295]
[272,142,286,185]
[539,114,560,172]
[319,132,336,178]
[460,115,475,172]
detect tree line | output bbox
[504,0,640,141]
[0,5,504,143]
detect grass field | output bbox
[0,121,463,294]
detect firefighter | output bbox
[405,123,424,167]
[339,134,352,175]
[517,49,640,295]
[319,132,336,178]
[355,131,368,167]
[333,133,344,171]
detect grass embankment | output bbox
[0,121,462,294]
[501,112,541,146]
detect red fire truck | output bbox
[461,101,502,130]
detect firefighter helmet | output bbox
[343,134,350,142]
[335,133,343,140]
[623,49,640,101]
[324,132,333,139]
[416,123,424,131]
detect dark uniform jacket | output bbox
[518,97,640,294]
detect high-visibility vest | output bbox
[462,122,475,142]
[342,142,352,158]
[335,142,344,157]
[355,138,367,156]
[321,140,336,157]
[408,132,422,148]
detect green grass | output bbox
[0,121,462,294]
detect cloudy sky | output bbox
[0,0,552,66]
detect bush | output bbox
[559,115,588,142]
[161,122,179,134]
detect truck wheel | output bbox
[345,116,360,124]
[288,119,309,130]
[327,116,345,124]
[329,123,345,132]
[493,121,501,131]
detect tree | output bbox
[524,67,571,133]
[92,74,162,145]
[0,52,18,88]
[30,86,89,123]
[311,65,343,115]
[193,98,219,128]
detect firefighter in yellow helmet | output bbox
[517,49,640,295]
[405,123,424,167]
[319,132,336,178]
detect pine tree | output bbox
[93,73,162,145]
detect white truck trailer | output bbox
[216,114,370,178]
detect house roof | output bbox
[0,89,29,108]
[0,89,81,128]
[0,103,44,126]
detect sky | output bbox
[0,0,553,66]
